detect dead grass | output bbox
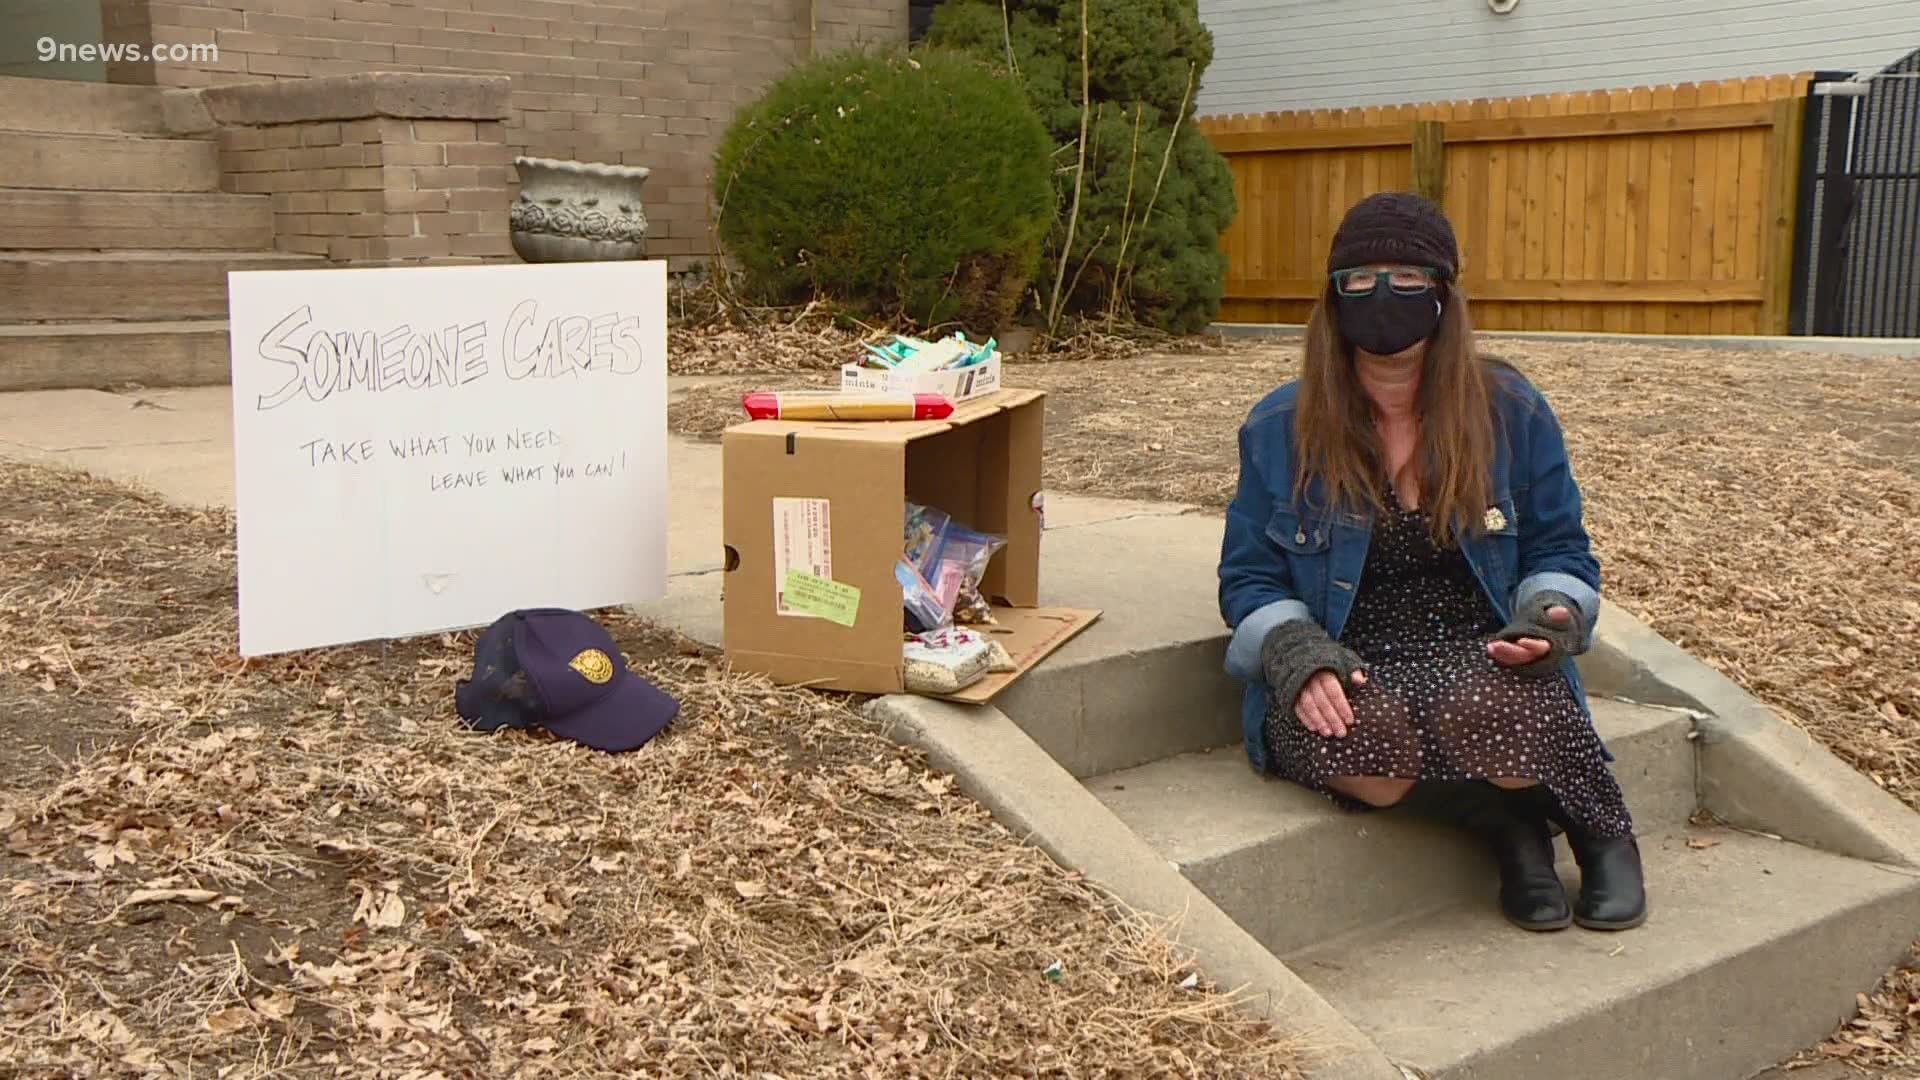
[664,321,1171,376]
[0,460,1305,1077]
[662,275,1236,377]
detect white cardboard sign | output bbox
[227,261,669,657]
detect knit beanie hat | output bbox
[1327,192,1460,281]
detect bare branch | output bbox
[1046,0,1092,337]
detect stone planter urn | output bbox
[509,156,650,262]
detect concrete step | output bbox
[0,76,170,136]
[0,189,273,250]
[0,130,220,193]
[1288,828,1920,1080]
[1086,697,1697,958]
[0,251,324,322]
[0,320,230,392]
[991,511,1248,779]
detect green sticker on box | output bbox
[782,569,860,627]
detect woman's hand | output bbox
[1296,668,1367,737]
[1488,602,1576,672]
[1261,620,1369,738]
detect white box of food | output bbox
[838,350,1002,403]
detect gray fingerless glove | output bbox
[1260,619,1366,715]
[1494,590,1585,677]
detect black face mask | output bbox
[1334,288,1443,357]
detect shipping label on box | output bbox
[771,497,832,618]
[839,352,1002,403]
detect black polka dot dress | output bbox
[1263,484,1635,839]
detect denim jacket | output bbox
[1217,365,1606,774]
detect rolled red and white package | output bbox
[740,391,955,422]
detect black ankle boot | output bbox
[1485,786,1574,932]
[1532,792,1649,931]
[1563,827,1648,930]
[1395,781,1571,932]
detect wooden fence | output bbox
[1199,74,1813,334]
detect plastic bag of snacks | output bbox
[899,502,954,630]
[896,557,948,632]
[902,628,995,695]
[981,637,1017,673]
[900,502,1004,632]
[902,501,952,570]
[939,524,1006,626]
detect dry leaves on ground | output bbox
[662,282,1228,377]
[0,459,1305,1077]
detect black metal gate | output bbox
[1791,51,1920,338]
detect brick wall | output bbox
[99,0,156,84]
[130,0,910,267]
[219,115,514,263]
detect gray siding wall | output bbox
[1197,0,1920,115]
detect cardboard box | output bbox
[838,350,1002,403]
[722,388,1098,698]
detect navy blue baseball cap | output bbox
[454,608,679,752]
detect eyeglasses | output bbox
[1331,266,1442,297]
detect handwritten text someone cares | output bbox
[252,299,649,409]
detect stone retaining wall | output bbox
[182,72,516,265]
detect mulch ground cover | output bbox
[0,459,1305,1078]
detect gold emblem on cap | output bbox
[1484,507,1508,531]
[569,648,615,684]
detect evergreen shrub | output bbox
[712,48,1056,329]
[926,0,1238,333]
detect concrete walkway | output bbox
[0,382,1206,647]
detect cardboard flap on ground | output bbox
[933,607,1102,704]
[724,389,1081,696]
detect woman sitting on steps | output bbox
[1216,192,1646,933]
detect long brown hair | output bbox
[1294,284,1511,547]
